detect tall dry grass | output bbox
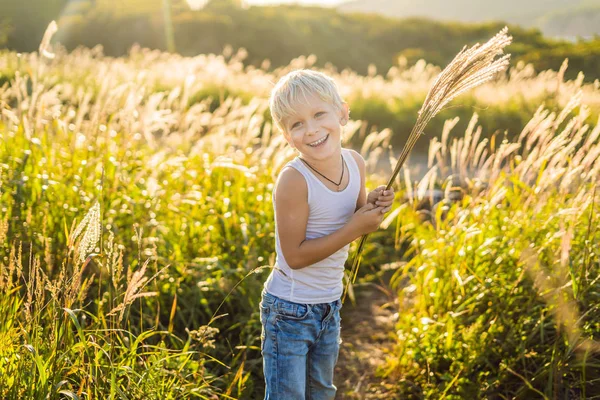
[384,86,600,397]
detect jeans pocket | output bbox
[260,302,270,315]
[275,300,310,320]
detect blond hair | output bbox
[269,69,344,133]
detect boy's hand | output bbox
[367,185,395,214]
[350,203,386,236]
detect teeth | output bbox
[308,135,327,147]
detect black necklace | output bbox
[299,154,346,191]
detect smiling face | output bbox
[281,93,349,162]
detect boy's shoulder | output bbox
[344,148,365,171]
[274,163,308,200]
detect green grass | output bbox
[0,44,599,398]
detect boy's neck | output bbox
[298,148,344,175]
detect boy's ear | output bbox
[339,102,350,125]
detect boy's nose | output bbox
[306,120,319,134]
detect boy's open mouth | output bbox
[307,134,329,148]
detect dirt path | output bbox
[334,282,400,399]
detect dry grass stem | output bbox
[346,28,513,301]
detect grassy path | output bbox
[335,281,401,399]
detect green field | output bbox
[1,30,600,398]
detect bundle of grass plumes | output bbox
[345,27,513,301]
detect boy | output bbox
[260,69,395,399]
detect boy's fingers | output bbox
[366,205,382,213]
[362,203,377,211]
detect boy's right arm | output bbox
[275,167,384,270]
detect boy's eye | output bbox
[291,122,301,129]
[315,112,325,117]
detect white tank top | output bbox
[264,148,361,304]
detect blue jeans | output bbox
[260,290,342,400]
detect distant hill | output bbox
[537,5,600,39]
[338,0,600,38]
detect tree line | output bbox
[1,0,599,81]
